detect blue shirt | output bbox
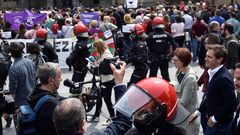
[9,57,36,107]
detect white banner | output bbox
[126,0,138,9]
[4,38,78,68]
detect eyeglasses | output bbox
[172,58,180,62]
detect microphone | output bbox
[63,79,75,88]
[86,56,96,63]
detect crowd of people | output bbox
[0,0,240,135]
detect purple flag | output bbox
[80,12,100,26]
[4,10,46,30]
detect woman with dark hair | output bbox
[24,42,45,69]
[171,15,185,47]
[172,48,200,135]
[17,23,27,39]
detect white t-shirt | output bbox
[171,22,185,38]
[62,25,74,38]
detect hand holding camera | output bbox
[110,61,126,85]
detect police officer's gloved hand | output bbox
[68,65,72,71]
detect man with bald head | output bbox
[53,98,86,134]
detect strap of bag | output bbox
[34,95,50,112]
[63,27,70,37]
[104,25,109,31]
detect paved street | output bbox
[3,62,204,135]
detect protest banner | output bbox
[80,12,100,26]
[4,38,78,68]
[4,10,46,30]
[89,31,115,57]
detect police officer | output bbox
[127,24,149,86]
[35,28,59,63]
[66,23,90,84]
[146,17,178,81]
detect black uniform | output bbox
[37,40,59,63]
[146,29,177,82]
[66,37,90,83]
[127,36,149,86]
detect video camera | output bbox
[99,58,121,75]
[63,79,83,94]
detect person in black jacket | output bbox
[53,61,189,135]
[127,24,149,86]
[35,28,59,63]
[146,17,178,82]
[66,23,90,84]
[28,62,63,135]
[189,45,238,135]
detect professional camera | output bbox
[63,79,83,94]
[99,58,121,75]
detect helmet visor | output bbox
[114,85,153,118]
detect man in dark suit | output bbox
[229,63,240,135]
[188,45,238,135]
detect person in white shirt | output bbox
[171,15,185,47]
[61,19,74,38]
[24,23,40,39]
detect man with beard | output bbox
[53,61,190,135]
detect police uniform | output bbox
[70,37,90,82]
[127,36,149,86]
[146,29,177,81]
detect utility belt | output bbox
[150,53,171,62]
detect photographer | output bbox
[127,24,149,86]
[91,39,115,125]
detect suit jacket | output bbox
[230,106,240,135]
[198,66,238,124]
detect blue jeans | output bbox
[192,38,201,62]
[122,37,133,61]
[205,121,232,135]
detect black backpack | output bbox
[0,43,11,74]
[227,40,240,61]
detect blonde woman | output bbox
[99,15,118,33]
[91,39,115,126]
[88,20,100,39]
[122,14,133,60]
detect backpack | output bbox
[0,44,11,74]
[16,95,50,135]
[227,40,240,61]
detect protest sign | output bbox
[80,12,100,26]
[4,38,78,68]
[126,0,138,9]
[4,10,46,30]
[89,32,115,57]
